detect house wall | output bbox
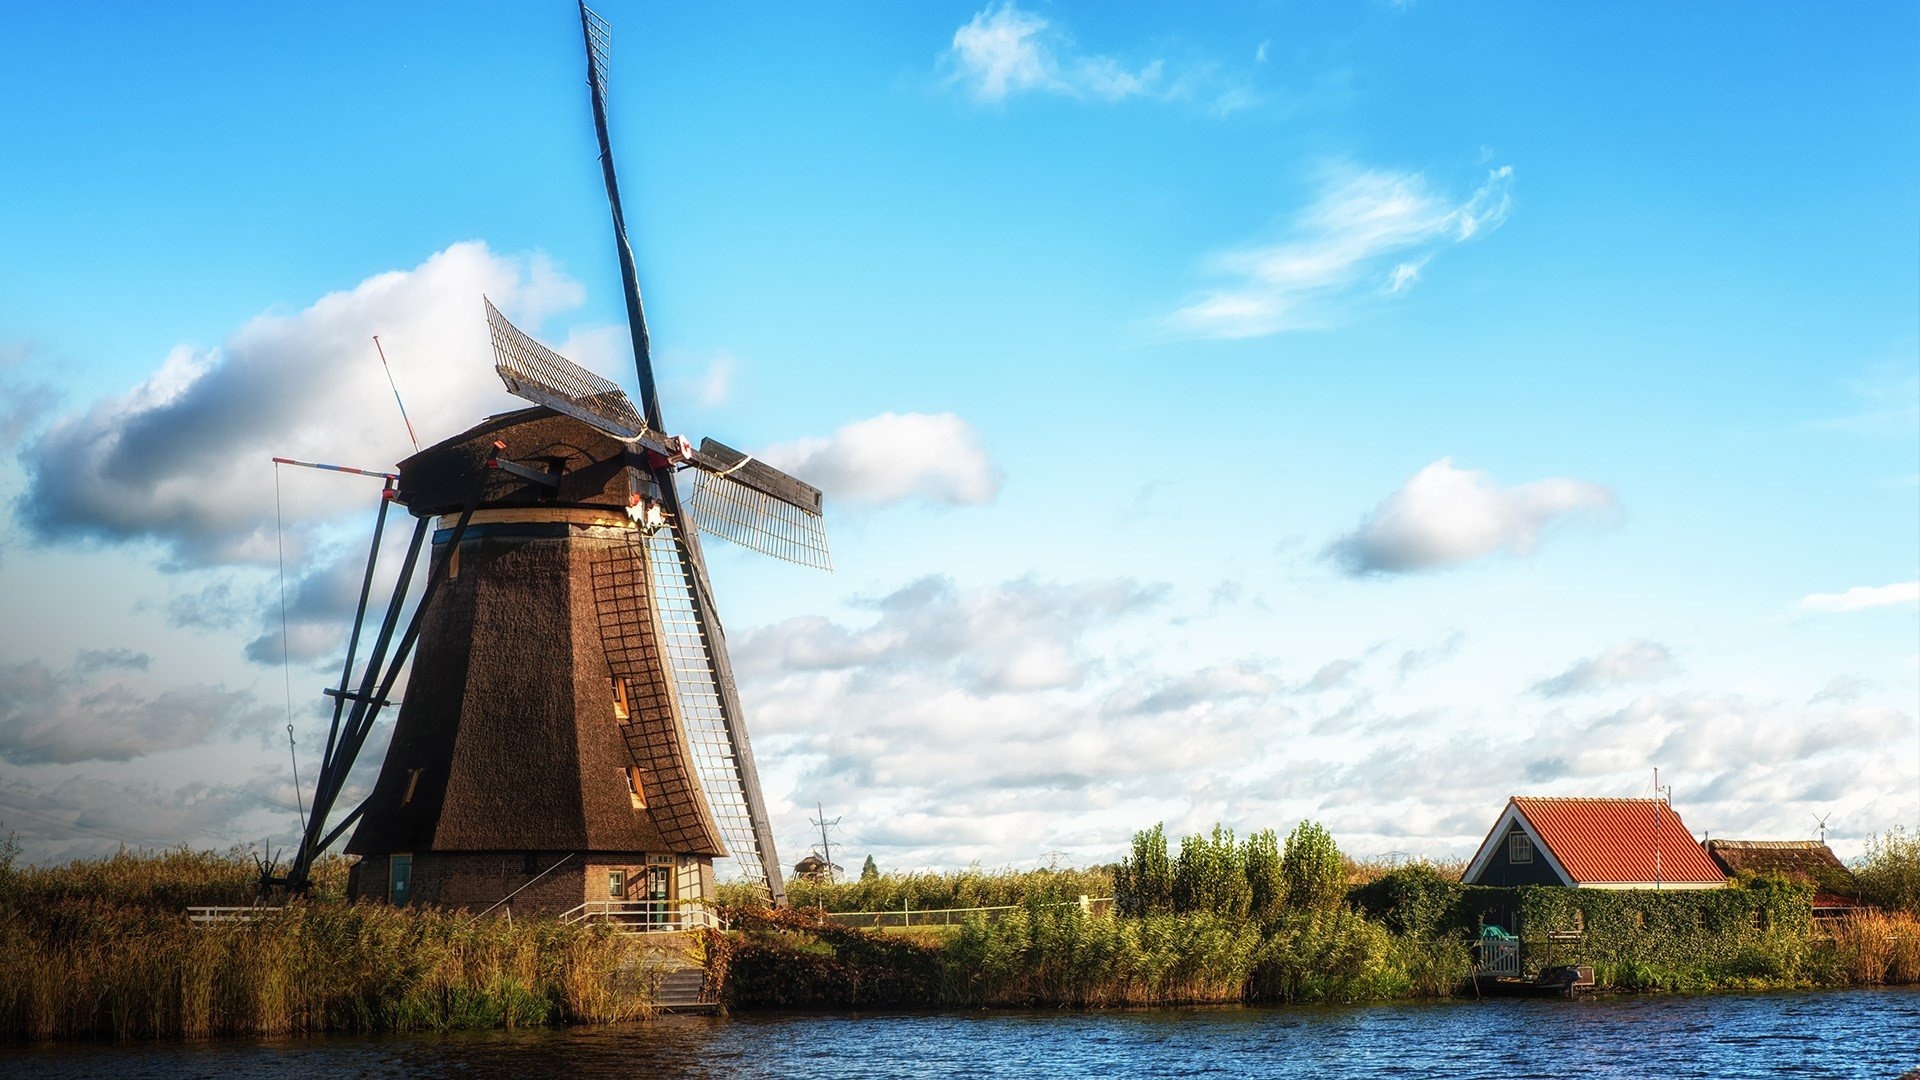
[345,851,714,918]
[1467,824,1569,887]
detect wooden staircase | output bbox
[654,963,710,1011]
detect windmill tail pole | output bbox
[579,1,664,433]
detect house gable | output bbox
[1464,800,1574,887]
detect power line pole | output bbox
[811,802,841,884]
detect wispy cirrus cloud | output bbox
[1798,581,1919,613]
[944,2,1252,113]
[1167,164,1513,339]
[1328,458,1614,576]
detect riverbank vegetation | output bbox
[5,820,1918,1040]
[721,820,1920,1009]
[0,836,666,1041]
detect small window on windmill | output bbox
[624,765,647,809]
[402,768,423,806]
[1508,831,1534,864]
[608,869,626,899]
[610,677,630,720]
[448,542,460,580]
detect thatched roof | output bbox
[1705,840,1859,905]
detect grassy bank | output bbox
[718,821,1920,1010]
[0,840,669,1041]
[5,823,1917,1040]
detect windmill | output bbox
[275,3,824,913]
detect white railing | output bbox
[558,899,724,933]
[187,906,280,926]
[821,895,1115,929]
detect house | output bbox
[1463,797,1726,889]
[1705,839,1863,917]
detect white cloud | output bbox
[762,412,1003,507]
[0,774,273,859]
[1533,639,1674,697]
[1798,581,1920,613]
[947,3,1162,103]
[694,353,738,409]
[1167,164,1513,339]
[0,654,271,765]
[1328,458,1615,575]
[943,3,1250,112]
[18,241,577,566]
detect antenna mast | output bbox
[812,802,842,884]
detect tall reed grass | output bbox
[0,843,663,1042]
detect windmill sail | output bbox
[487,299,647,440]
[645,519,783,894]
[688,440,832,570]
[578,1,787,903]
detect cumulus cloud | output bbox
[1167,164,1513,339]
[740,573,1162,694]
[1305,658,1359,691]
[1327,458,1615,576]
[73,648,151,674]
[733,573,1310,865]
[0,655,272,765]
[1533,640,1674,697]
[17,242,577,566]
[1798,581,1919,613]
[0,774,270,859]
[1808,674,1868,706]
[762,412,1003,507]
[944,2,1250,112]
[1104,663,1281,716]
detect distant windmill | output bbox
[1813,812,1832,845]
[273,3,827,914]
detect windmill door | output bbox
[646,858,672,929]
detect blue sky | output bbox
[0,1,1914,873]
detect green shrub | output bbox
[1243,829,1284,926]
[1281,821,1345,913]
[1115,824,1175,917]
[1857,827,1920,915]
[1173,825,1252,919]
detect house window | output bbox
[402,768,422,806]
[1508,831,1534,864]
[390,853,412,907]
[608,869,626,899]
[624,765,647,809]
[611,677,630,720]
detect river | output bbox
[4,988,1916,1078]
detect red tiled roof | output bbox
[1514,797,1725,885]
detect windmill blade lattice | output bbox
[487,299,647,440]
[644,521,777,893]
[687,441,831,571]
